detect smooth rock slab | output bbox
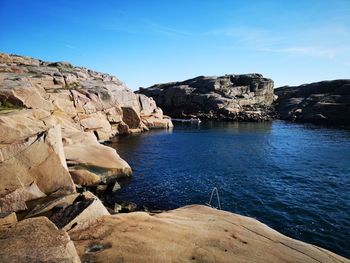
[0,217,81,263]
[0,124,76,212]
[63,130,132,178]
[70,205,349,263]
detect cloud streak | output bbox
[100,15,190,38]
[260,46,350,59]
[207,25,350,60]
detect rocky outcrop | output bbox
[138,74,276,121]
[275,80,350,125]
[69,205,349,263]
[0,112,76,213]
[1,53,349,262]
[0,53,172,138]
[23,191,109,231]
[0,216,81,263]
[0,53,172,200]
[63,130,132,179]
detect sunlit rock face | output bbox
[138,74,276,121]
[0,217,81,263]
[0,53,172,188]
[0,53,173,138]
[275,79,350,125]
[69,205,349,263]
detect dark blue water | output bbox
[109,121,350,258]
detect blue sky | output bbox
[0,0,349,90]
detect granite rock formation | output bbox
[138,74,276,121]
[275,80,350,125]
[70,205,349,263]
[0,53,173,207]
[0,53,173,139]
[0,53,349,262]
[0,217,81,263]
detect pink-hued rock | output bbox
[0,124,76,213]
[0,52,173,138]
[63,130,132,178]
[0,216,81,263]
[70,205,350,263]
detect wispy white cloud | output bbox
[207,27,280,47]
[101,17,190,38]
[260,46,350,59]
[64,44,76,50]
[207,25,350,60]
[143,20,191,38]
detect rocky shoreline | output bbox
[138,75,350,126]
[275,80,350,125]
[1,53,349,262]
[137,74,277,121]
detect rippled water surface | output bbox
[109,121,350,258]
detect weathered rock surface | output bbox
[0,216,81,263]
[49,192,110,231]
[0,120,76,213]
[70,169,101,186]
[70,205,349,263]
[24,191,109,231]
[0,212,17,227]
[63,130,132,179]
[0,53,172,137]
[0,182,46,214]
[138,74,276,121]
[275,80,350,125]
[0,53,172,197]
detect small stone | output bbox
[96,185,107,193]
[114,203,122,213]
[0,212,17,227]
[112,181,121,192]
[120,201,137,213]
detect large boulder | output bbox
[0,109,56,144]
[0,216,81,263]
[0,182,45,214]
[69,205,349,263]
[63,130,132,179]
[138,74,275,121]
[275,80,350,125]
[69,169,101,186]
[24,191,109,232]
[0,122,76,213]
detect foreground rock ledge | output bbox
[0,217,80,263]
[69,205,349,263]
